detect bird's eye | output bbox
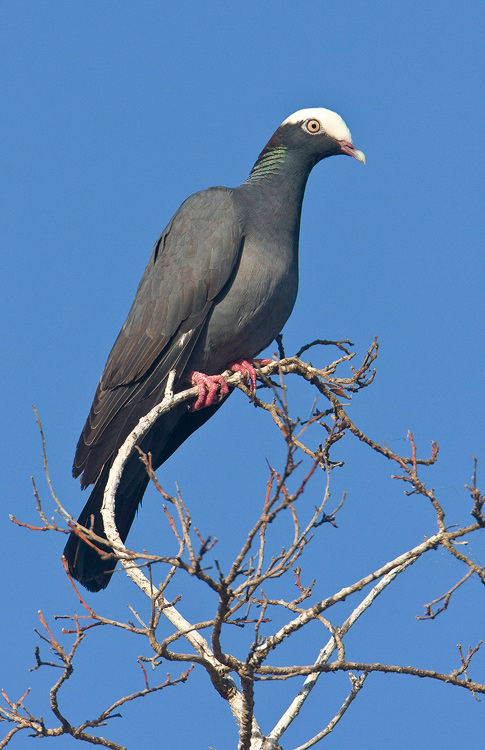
[304,119,321,134]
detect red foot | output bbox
[190,371,230,411]
[188,359,272,411]
[229,359,272,391]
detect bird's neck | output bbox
[239,145,313,227]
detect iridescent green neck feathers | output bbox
[246,145,288,182]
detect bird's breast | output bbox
[189,233,299,374]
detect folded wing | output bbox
[73,187,244,487]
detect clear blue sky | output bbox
[1,2,484,748]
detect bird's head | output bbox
[260,107,365,166]
[278,107,366,165]
[247,107,365,185]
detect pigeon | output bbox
[64,107,365,591]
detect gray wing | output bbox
[73,187,244,487]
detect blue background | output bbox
[1,2,484,748]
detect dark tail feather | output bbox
[64,397,229,591]
[63,460,149,592]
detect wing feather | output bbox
[73,188,244,485]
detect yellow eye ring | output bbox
[304,119,321,134]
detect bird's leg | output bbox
[189,371,230,411]
[188,359,272,411]
[227,358,273,391]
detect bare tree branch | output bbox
[5,340,484,748]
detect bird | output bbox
[64,107,365,591]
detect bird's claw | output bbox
[190,371,230,411]
[189,359,272,411]
[229,358,273,392]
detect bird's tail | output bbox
[64,399,228,591]
[63,460,149,592]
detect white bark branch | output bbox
[267,556,419,742]
[291,672,367,750]
[99,369,266,744]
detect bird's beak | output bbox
[338,140,366,164]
